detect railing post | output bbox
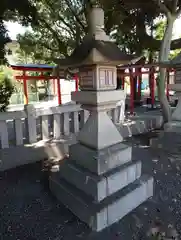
[71,111,79,133]
[120,100,125,123]
[63,112,70,136]
[0,120,9,149]
[14,119,23,145]
[53,113,62,139]
[41,115,49,140]
[116,100,125,123]
[24,104,37,143]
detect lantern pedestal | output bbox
[161,84,181,151]
[164,84,181,132]
[50,89,153,231]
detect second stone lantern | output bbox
[50,4,153,232]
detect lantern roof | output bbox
[55,6,139,69]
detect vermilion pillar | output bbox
[150,67,155,106]
[129,68,134,114]
[74,74,79,91]
[23,70,28,104]
[57,77,62,105]
[122,73,125,90]
[166,69,170,100]
[53,79,56,95]
[137,68,142,100]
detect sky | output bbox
[4,16,181,40]
[5,22,31,40]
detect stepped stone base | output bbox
[50,138,153,231]
[69,142,132,175]
[57,160,142,202]
[50,173,153,232]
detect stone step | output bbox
[57,160,142,202]
[49,174,153,232]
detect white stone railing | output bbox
[0,102,124,149]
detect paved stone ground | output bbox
[0,133,181,240]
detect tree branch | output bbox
[139,30,181,51]
[38,41,58,52]
[64,0,86,31]
[41,0,76,36]
[58,15,76,36]
[176,7,181,17]
[55,23,74,38]
[39,18,67,52]
[152,0,171,18]
[173,0,179,12]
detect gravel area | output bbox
[0,133,181,240]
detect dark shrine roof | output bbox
[11,64,55,70]
[55,36,136,67]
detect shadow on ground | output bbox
[0,133,181,240]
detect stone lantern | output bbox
[50,4,153,232]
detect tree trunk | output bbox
[158,17,175,123]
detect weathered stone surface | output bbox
[78,111,123,150]
[58,161,107,202]
[164,121,181,132]
[49,173,153,232]
[118,124,132,138]
[71,90,125,106]
[171,97,181,121]
[69,142,132,175]
[57,160,141,202]
[50,173,108,232]
[107,175,153,226]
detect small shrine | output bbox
[50,4,153,232]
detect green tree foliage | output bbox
[154,20,166,40]
[16,0,181,62]
[151,19,181,60]
[154,20,181,59]
[170,48,181,59]
[0,0,37,60]
[13,0,181,123]
[0,66,14,111]
[101,0,181,123]
[16,0,90,62]
[18,0,156,58]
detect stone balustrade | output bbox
[0,101,124,149]
[0,100,163,172]
[0,101,125,171]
